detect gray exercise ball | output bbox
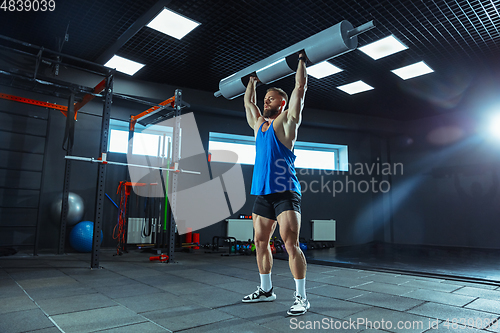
[50,192,85,226]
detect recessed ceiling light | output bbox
[391,61,434,80]
[337,80,374,95]
[359,35,408,60]
[308,61,343,79]
[147,8,200,40]
[104,55,145,75]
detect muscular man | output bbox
[242,52,309,316]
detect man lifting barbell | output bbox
[241,51,309,316]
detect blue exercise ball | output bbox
[69,221,103,252]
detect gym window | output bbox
[208,132,348,171]
[108,119,175,157]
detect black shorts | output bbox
[252,191,301,220]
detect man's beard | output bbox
[263,107,279,118]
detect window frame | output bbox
[208,132,348,171]
[108,119,176,158]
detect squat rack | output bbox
[0,34,183,268]
[126,90,187,262]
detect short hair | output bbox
[266,87,288,106]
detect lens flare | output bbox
[489,114,500,140]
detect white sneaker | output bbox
[287,292,310,316]
[242,286,276,303]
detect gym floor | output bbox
[1,249,500,333]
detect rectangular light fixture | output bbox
[391,61,434,80]
[147,8,200,40]
[308,61,343,79]
[359,35,408,60]
[337,80,374,95]
[104,54,144,75]
[104,55,145,75]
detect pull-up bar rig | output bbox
[0,34,113,262]
[0,77,106,120]
[130,96,174,131]
[0,35,188,267]
[125,90,189,260]
[0,33,182,121]
[0,67,180,121]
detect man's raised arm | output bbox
[244,76,262,129]
[287,52,308,125]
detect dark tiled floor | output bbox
[303,243,500,283]
[1,249,500,333]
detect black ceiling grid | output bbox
[0,0,498,120]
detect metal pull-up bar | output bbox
[129,96,176,131]
[64,154,201,175]
[0,92,67,111]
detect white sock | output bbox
[294,278,306,299]
[260,273,272,292]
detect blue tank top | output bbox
[251,121,301,196]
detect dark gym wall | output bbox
[0,70,400,253]
[0,91,49,251]
[11,55,498,253]
[389,111,500,249]
[5,43,499,254]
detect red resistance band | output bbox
[114,181,132,255]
